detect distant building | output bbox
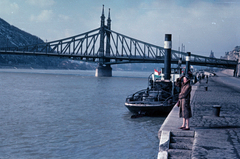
[233,46,240,61]
[221,46,240,61]
[209,50,215,58]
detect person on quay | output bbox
[175,75,192,130]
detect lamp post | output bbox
[178,57,182,68]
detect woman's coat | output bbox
[177,78,192,118]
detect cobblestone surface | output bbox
[191,75,240,159]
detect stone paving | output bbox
[190,75,240,159]
[158,72,240,159]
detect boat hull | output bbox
[125,102,174,116]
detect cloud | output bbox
[3,0,239,58]
[26,0,55,7]
[0,0,19,14]
[58,14,70,21]
[110,0,240,57]
[30,10,54,22]
[64,29,75,37]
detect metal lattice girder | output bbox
[45,28,101,55]
[0,26,237,69]
[106,28,165,59]
[0,28,101,56]
[104,29,237,68]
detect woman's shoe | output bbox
[182,127,190,130]
[178,126,185,129]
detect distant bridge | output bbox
[0,6,238,77]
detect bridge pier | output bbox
[236,60,240,77]
[233,59,239,77]
[95,64,112,77]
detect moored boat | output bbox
[125,68,182,117]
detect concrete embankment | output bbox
[158,73,240,159]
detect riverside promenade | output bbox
[158,71,240,159]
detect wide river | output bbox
[0,69,165,159]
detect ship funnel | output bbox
[164,34,172,80]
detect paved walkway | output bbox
[191,73,240,158]
[158,72,240,159]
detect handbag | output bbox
[176,100,180,107]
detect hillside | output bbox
[0,18,95,70]
[0,18,44,47]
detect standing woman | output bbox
[176,76,192,130]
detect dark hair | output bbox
[184,75,190,79]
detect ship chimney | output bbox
[164,34,172,80]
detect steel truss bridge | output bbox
[0,6,238,75]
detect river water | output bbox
[0,69,165,159]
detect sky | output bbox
[0,0,240,58]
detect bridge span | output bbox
[0,6,239,77]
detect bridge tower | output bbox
[95,5,112,77]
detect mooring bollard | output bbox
[205,86,208,91]
[212,105,221,117]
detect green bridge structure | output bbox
[0,6,239,77]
